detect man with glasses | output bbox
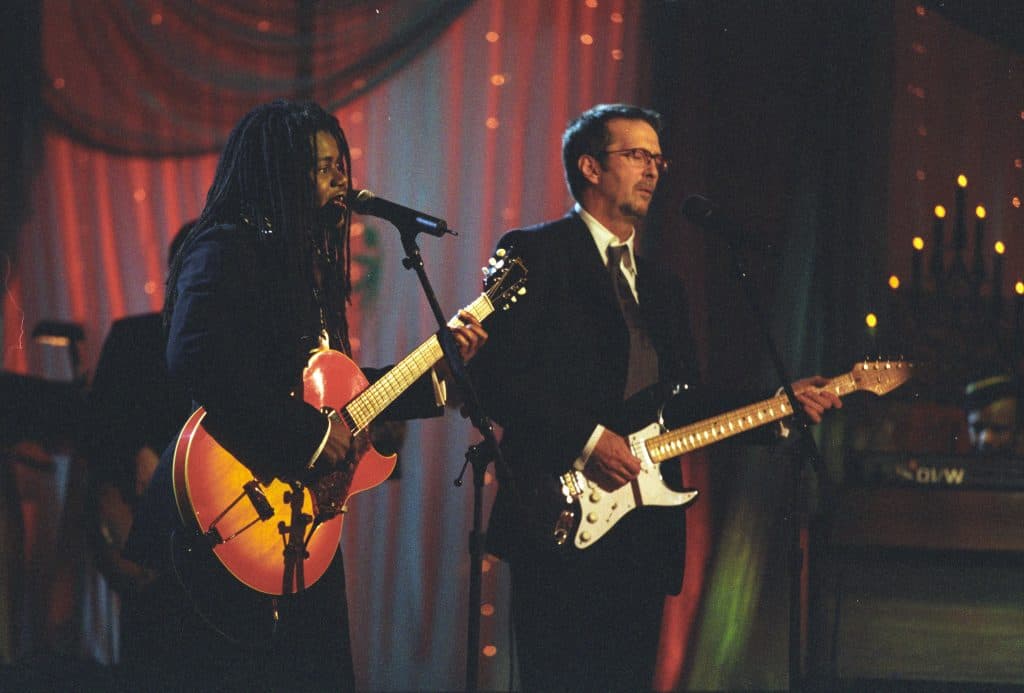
[473,103,688,691]
[472,103,838,690]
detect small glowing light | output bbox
[934,205,946,218]
[1015,281,1024,296]
[912,236,925,251]
[580,33,594,45]
[257,20,271,32]
[133,188,147,202]
[907,84,925,99]
[915,169,926,181]
[1020,110,1024,121]
[53,77,65,90]
[480,603,495,616]
[482,645,498,658]
[585,0,598,8]
[865,313,878,328]
[150,13,163,26]
[889,275,900,290]
[611,49,624,61]
[485,117,500,130]
[957,174,968,188]
[911,41,926,54]
[481,559,492,573]
[484,470,494,485]
[490,74,506,86]
[975,205,986,219]
[1015,159,1023,169]
[36,335,70,347]
[1013,196,1021,209]
[144,280,157,295]
[350,147,363,160]
[351,78,367,90]
[610,11,624,23]
[915,5,927,17]
[995,241,1006,255]
[485,31,500,43]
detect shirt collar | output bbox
[575,203,636,271]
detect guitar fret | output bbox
[344,300,492,431]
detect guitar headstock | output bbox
[850,360,914,396]
[482,248,527,311]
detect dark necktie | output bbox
[607,244,640,327]
[607,244,659,398]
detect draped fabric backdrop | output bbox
[1,1,710,690]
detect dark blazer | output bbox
[126,221,441,571]
[472,211,701,594]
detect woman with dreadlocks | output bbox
[124,100,486,690]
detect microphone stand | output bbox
[720,230,822,692]
[393,223,508,693]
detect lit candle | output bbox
[993,240,1005,317]
[931,205,946,284]
[972,205,986,294]
[912,236,924,295]
[1015,281,1024,347]
[954,174,967,254]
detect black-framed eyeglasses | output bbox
[602,148,669,173]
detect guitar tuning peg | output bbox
[481,267,488,275]
[518,287,527,295]
[488,257,497,266]
[496,248,506,258]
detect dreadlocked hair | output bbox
[165,100,354,354]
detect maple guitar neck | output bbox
[643,373,860,464]
[342,293,494,433]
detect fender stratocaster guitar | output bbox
[172,251,527,595]
[549,361,913,551]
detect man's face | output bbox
[313,129,348,228]
[967,396,1018,453]
[586,118,662,223]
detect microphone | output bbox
[349,189,455,237]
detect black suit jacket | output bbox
[472,212,701,594]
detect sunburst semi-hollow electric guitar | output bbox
[547,360,913,551]
[172,251,527,595]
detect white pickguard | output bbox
[570,423,699,549]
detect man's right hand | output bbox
[584,429,642,491]
[317,419,353,469]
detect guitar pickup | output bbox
[244,480,275,521]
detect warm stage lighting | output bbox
[934,205,946,218]
[976,205,986,219]
[995,241,1006,255]
[865,313,878,328]
[889,275,900,290]
[1016,281,1024,296]
[957,173,968,188]
[912,236,925,250]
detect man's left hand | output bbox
[792,376,842,423]
[451,310,488,362]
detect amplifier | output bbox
[852,451,1024,491]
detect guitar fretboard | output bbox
[644,373,858,463]
[343,294,494,431]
